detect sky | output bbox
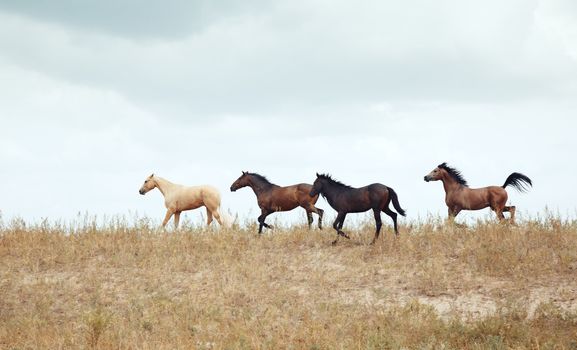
[0,0,576,227]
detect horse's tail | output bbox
[217,207,234,228]
[387,187,407,217]
[502,172,532,193]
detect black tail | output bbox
[502,172,532,193]
[387,187,406,216]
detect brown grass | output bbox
[1,215,577,349]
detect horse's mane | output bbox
[317,173,353,189]
[438,163,468,187]
[247,172,276,187]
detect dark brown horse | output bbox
[230,172,324,233]
[424,162,532,222]
[309,173,406,245]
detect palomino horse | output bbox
[310,173,406,245]
[230,171,324,233]
[424,163,532,222]
[139,174,224,228]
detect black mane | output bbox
[247,172,276,187]
[438,163,468,187]
[317,173,353,189]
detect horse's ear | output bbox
[149,173,155,178]
[316,172,320,177]
[242,171,247,175]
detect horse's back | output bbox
[295,183,318,202]
[363,183,389,203]
[366,183,388,192]
[470,185,507,198]
[181,185,221,206]
[486,185,508,204]
[199,185,221,200]
[295,183,313,193]
[296,183,312,189]
[275,183,316,205]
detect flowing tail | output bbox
[502,172,532,193]
[218,207,234,228]
[387,187,407,216]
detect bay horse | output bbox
[309,173,406,245]
[424,163,532,222]
[139,174,224,228]
[230,171,324,233]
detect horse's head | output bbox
[139,174,157,195]
[230,171,250,192]
[424,164,444,182]
[309,173,326,197]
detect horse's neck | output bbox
[441,174,462,194]
[323,182,344,201]
[154,177,178,197]
[249,178,275,196]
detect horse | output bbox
[139,174,224,228]
[309,173,406,245]
[424,163,532,222]
[230,171,324,233]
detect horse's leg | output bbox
[331,214,341,245]
[509,206,516,224]
[206,208,213,226]
[496,208,505,222]
[383,206,399,236]
[502,206,516,224]
[306,210,314,229]
[491,202,505,222]
[331,212,349,244]
[212,208,224,226]
[447,207,461,226]
[316,207,324,230]
[302,203,324,230]
[257,209,272,234]
[162,209,174,228]
[174,211,181,229]
[337,213,349,239]
[370,208,383,245]
[338,213,346,230]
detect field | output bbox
[1,215,577,349]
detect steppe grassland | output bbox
[1,214,577,349]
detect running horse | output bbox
[424,163,532,222]
[230,172,324,233]
[309,173,406,245]
[139,174,224,228]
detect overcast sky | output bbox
[0,0,575,227]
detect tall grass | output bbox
[1,216,576,349]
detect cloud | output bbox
[1,0,575,122]
[0,0,271,38]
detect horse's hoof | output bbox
[331,239,338,246]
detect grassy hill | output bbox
[1,216,576,349]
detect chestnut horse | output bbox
[139,174,224,228]
[424,163,532,222]
[310,173,406,245]
[230,172,324,233]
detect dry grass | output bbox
[1,215,577,349]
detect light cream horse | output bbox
[139,174,224,228]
